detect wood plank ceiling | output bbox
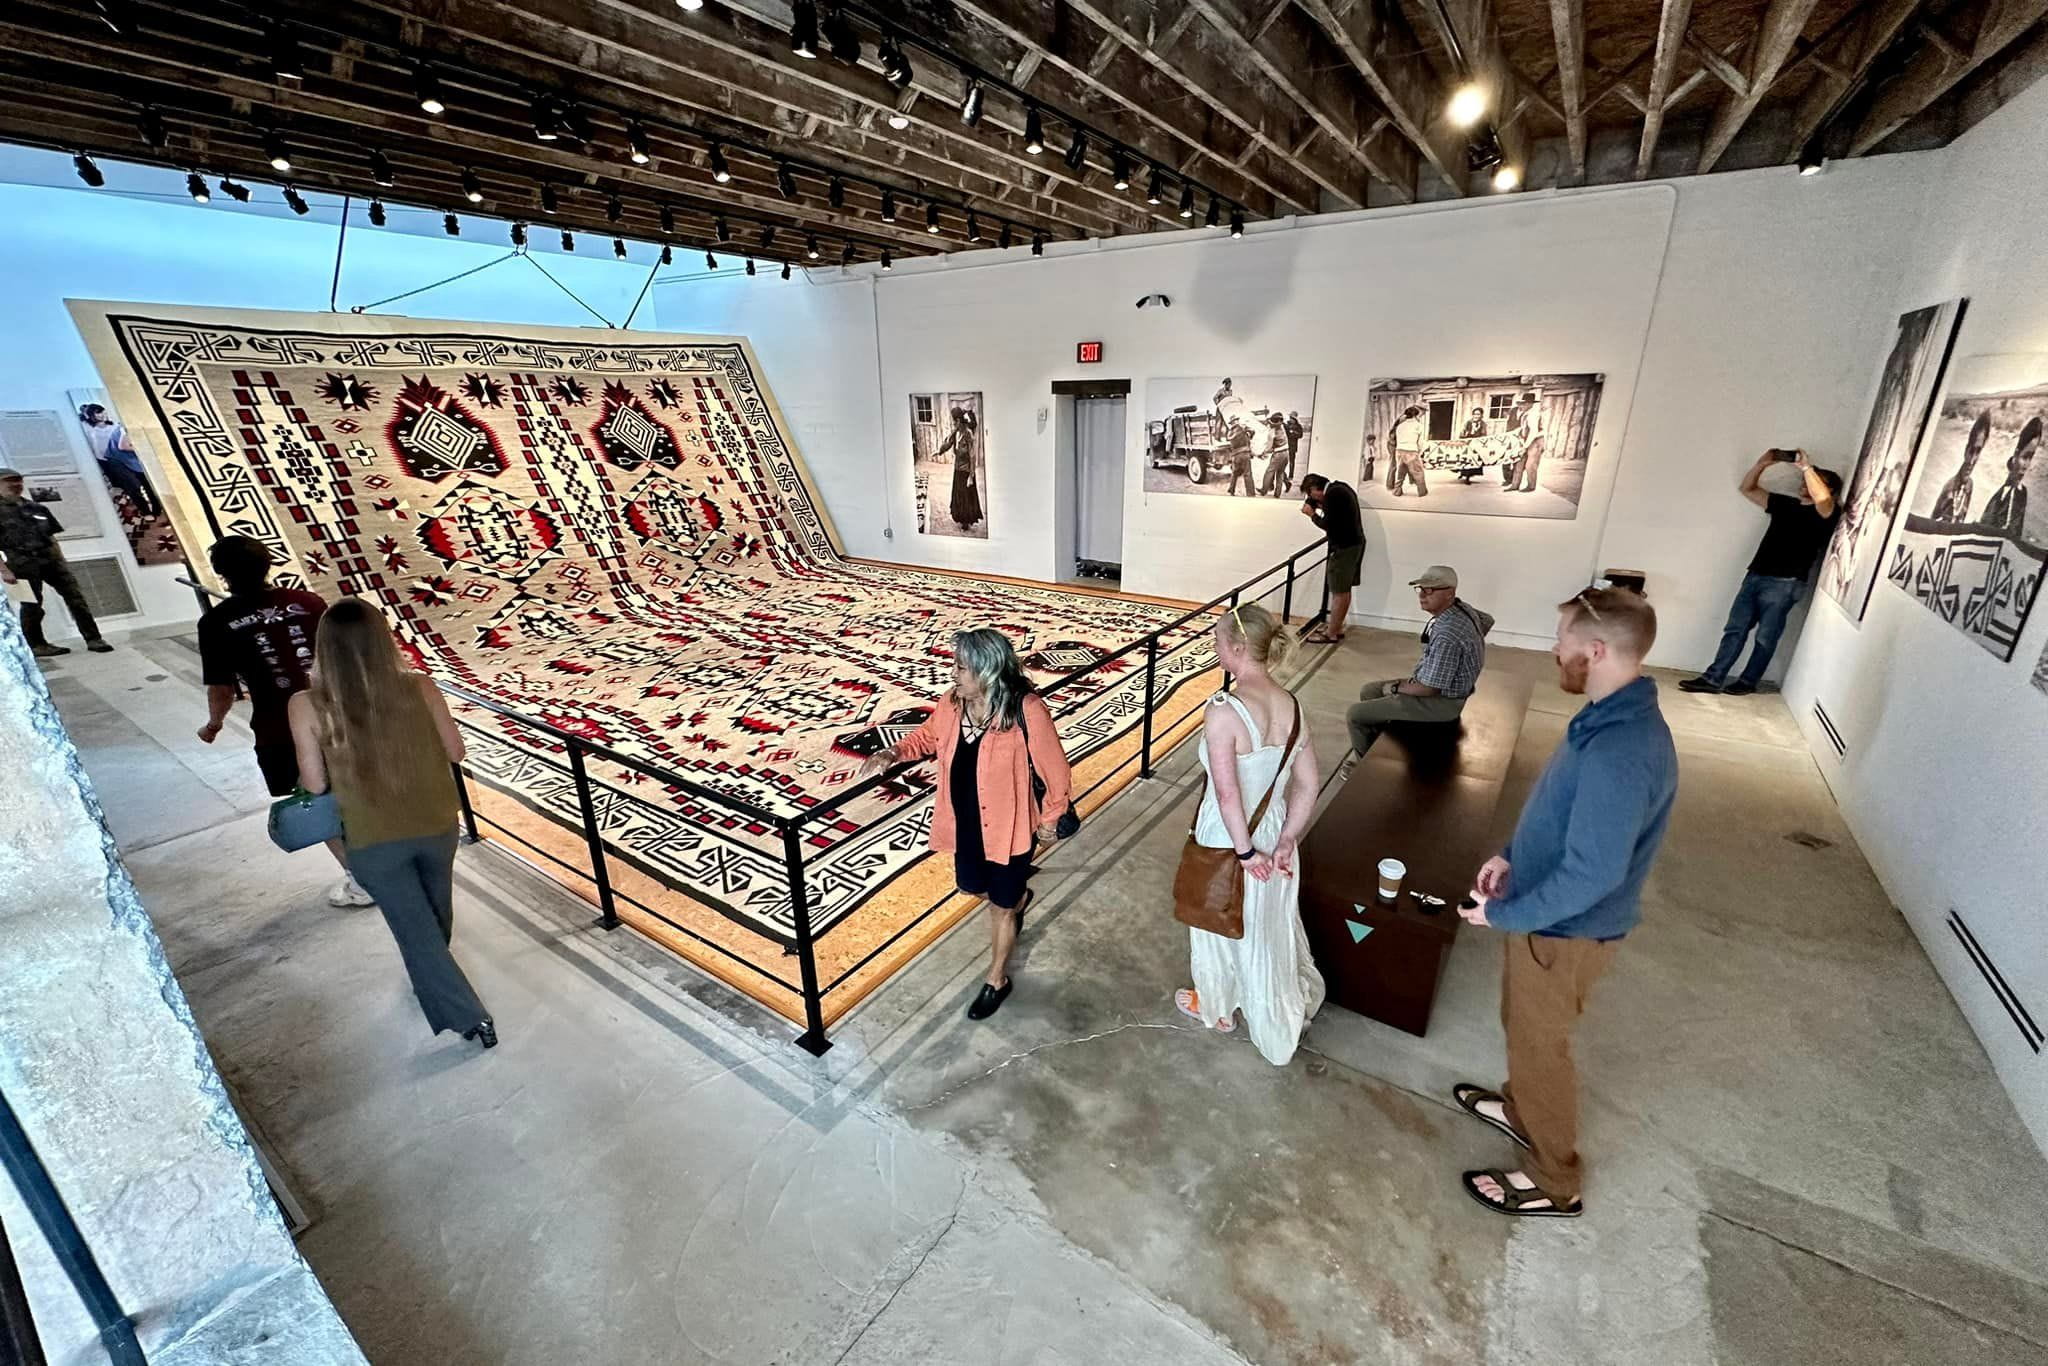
[3,0,2042,269]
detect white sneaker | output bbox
[328,875,376,908]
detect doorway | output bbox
[1073,395,1125,582]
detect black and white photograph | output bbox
[909,391,988,539]
[1818,300,1965,622]
[1141,375,1317,498]
[1358,374,1604,519]
[70,386,182,565]
[1888,356,2048,662]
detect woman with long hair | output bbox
[935,406,984,532]
[860,628,1072,1020]
[287,598,496,1049]
[1177,603,1325,1065]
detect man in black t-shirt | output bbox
[1681,450,1842,696]
[1300,474,1365,644]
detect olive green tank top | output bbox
[324,680,459,849]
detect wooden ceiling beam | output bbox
[1782,0,1927,157]
[1549,0,1588,175]
[1294,0,1469,194]
[1695,0,1827,172]
[1635,0,1697,178]
[1684,32,1750,94]
[1186,0,1421,201]
[1849,0,2048,152]
[1412,0,1526,182]
[1059,0,1373,210]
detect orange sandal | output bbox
[1174,988,1235,1032]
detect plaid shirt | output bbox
[1415,600,1487,698]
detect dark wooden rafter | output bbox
[1783,0,1926,157]
[1848,0,2048,152]
[1548,0,1588,175]
[1635,0,1697,178]
[1409,0,1526,183]
[1291,0,1470,195]
[1694,0,1827,172]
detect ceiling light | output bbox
[282,185,309,215]
[1229,210,1244,239]
[881,247,892,271]
[677,0,704,9]
[967,212,982,242]
[1491,164,1520,192]
[462,168,484,204]
[1448,83,1486,130]
[1031,232,1044,257]
[824,7,860,63]
[219,176,250,202]
[880,189,896,222]
[1064,129,1088,173]
[270,23,304,84]
[607,193,623,223]
[1177,182,1194,218]
[532,94,561,141]
[415,66,445,116]
[561,229,575,251]
[706,251,718,269]
[841,243,855,266]
[790,1,820,59]
[1466,132,1503,173]
[1797,140,1825,176]
[760,226,776,248]
[806,233,820,259]
[368,198,386,225]
[659,204,675,234]
[708,143,731,183]
[370,148,395,187]
[511,221,527,246]
[185,171,209,203]
[746,257,757,275]
[614,237,628,258]
[139,107,167,148]
[781,261,792,280]
[777,162,797,198]
[1145,168,1163,205]
[999,221,1013,249]
[960,80,984,127]
[1111,150,1130,191]
[660,244,673,265]
[714,214,729,241]
[628,122,651,165]
[925,202,940,233]
[1204,194,1219,228]
[265,130,292,173]
[92,0,134,34]
[828,176,845,208]
[560,105,593,145]
[1024,106,1044,155]
[444,212,460,235]
[72,152,104,187]
[880,37,912,88]
[888,111,911,131]
[540,183,559,215]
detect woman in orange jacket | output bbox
[861,628,1074,1019]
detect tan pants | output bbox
[1498,932,1620,1201]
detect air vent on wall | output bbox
[1948,910,2042,1054]
[66,555,139,620]
[1812,700,1846,757]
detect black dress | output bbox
[949,721,1031,908]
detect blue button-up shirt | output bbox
[1486,676,1679,939]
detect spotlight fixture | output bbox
[660,244,673,265]
[925,202,940,233]
[888,110,911,131]
[824,5,860,63]
[139,107,167,149]
[1465,131,1503,173]
[714,214,729,241]
[1204,194,1219,228]
[1491,164,1519,192]
[880,36,912,88]
[967,212,982,242]
[777,162,797,198]
[880,247,892,271]
[443,212,460,236]
[1229,210,1244,239]
[760,226,776,248]
[1064,130,1088,174]
[999,221,1013,250]
[462,168,484,204]
[1796,139,1825,176]
[269,22,304,84]
[219,176,251,203]
[706,251,718,269]
[806,233,820,259]
[781,261,792,280]
[607,193,623,223]
[790,0,820,59]
[1447,83,1487,130]
[746,257,757,276]
[614,237,628,258]
[1177,182,1194,218]
[628,122,651,165]
[282,185,309,215]
[540,183,559,215]
[880,189,896,222]
[828,176,845,208]
[1031,232,1044,257]
[1145,168,1164,205]
[1024,105,1044,155]
[181,171,208,204]
[960,80,984,127]
[660,203,675,234]
[368,198,387,226]
[678,0,704,9]
[1111,150,1131,191]
[532,93,560,140]
[840,243,855,266]
[561,229,575,251]
[370,148,395,187]
[511,220,527,246]
[265,130,292,173]
[415,65,445,117]
[708,143,731,183]
[72,152,104,187]
[559,105,594,146]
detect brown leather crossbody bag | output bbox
[1171,697,1301,940]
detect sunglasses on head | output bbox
[1575,590,1604,622]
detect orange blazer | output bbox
[896,692,1074,860]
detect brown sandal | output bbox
[1453,1083,1532,1150]
[1461,1169,1582,1218]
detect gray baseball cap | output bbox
[1408,565,1459,590]
[0,468,22,481]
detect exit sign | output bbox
[1076,341,1103,364]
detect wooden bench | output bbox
[1299,673,1533,1036]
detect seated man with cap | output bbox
[1345,565,1493,758]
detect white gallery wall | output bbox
[1786,75,2048,1153]
[0,166,643,632]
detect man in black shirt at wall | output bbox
[1300,473,1364,644]
[1680,450,1842,696]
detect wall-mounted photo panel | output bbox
[68,386,184,565]
[909,392,987,539]
[1818,299,1966,622]
[1888,355,2047,662]
[1357,374,1604,519]
[1141,375,1317,498]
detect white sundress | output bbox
[1188,693,1327,1066]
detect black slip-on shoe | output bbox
[966,980,1012,1021]
[1676,676,1722,694]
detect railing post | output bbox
[566,741,620,930]
[781,824,832,1056]
[451,763,480,844]
[1222,590,1240,693]
[1282,554,1296,625]
[1140,633,1159,780]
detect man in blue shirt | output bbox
[1453,586,1678,1218]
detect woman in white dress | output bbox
[1176,603,1326,1065]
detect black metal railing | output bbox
[177,542,1329,1053]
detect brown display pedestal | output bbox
[1300,675,1532,1035]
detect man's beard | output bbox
[1557,651,1590,695]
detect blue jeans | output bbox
[1704,574,1806,686]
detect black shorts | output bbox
[254,740,302,797]
[954,851,1033,910]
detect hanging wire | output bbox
[328,193,352,311]
[519,251,618,328]
[621,256,663,330]
[347,249,522,313]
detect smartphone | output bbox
[1769,448,1798,462]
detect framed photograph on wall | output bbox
[68,386,184,566]
[1140,375,1317,498]
[909,392,987,538]
[1357,374,1604,519]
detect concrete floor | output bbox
[36,626,2048,1365]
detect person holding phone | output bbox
[1679,449,1842,696]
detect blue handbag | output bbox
[268,786,343,852]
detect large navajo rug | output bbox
[73,306,1218,1001]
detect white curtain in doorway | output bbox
[1076,397,1125,565]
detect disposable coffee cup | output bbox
[1377,858,1405,900]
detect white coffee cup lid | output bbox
[1378,858,1405,877]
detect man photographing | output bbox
[1299,473,1363,645]
[1680,449,1840,696]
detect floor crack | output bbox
[900,1021,1194,1112]
[827,1188,966,1365]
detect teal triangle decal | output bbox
[1347,921,1372,944]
